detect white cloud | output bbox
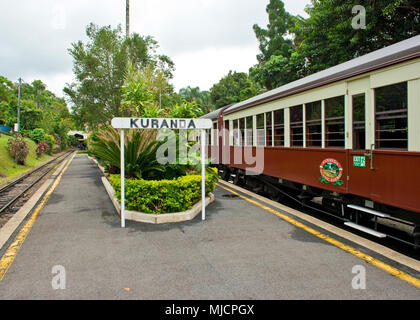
[172,45,258,91]
[0,0,311,98]
[51,5,67,30]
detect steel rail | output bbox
[0,151,73,214]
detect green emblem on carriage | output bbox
[319,158,344,186]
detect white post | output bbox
[120,129,125,228]
[201,129,206,221]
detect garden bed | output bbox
[102,176,214,224]
[88,156,216,224]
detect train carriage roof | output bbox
[220,35,420,116]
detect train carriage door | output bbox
[348,93,372,199]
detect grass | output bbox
[0,134,53,185]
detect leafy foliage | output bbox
[179,86,212,113]
[210,71,262,109]
[89,125,165,180]
[168,100,204,119]
[249,0,419,91]
[44,134,56,155]
[36,141,50,159]
[65,23,175,128]
[28,128,46,143]
[109,173,217,214]
[0,76,73,150]
[7,135,29,165]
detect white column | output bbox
[321,100,326,148]
[201,129,206,221]
[284,108,290,147]
[120,129,125,228]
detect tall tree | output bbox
[210,71,262,110]
[179,86,212,113]
[250,0,297,90]
[64,23,174,129]
[292,0,420,76]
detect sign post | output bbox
[112,118,212,228]
[120,129,125,228]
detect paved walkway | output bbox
[0,154,418,299]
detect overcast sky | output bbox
[0,0,310,98]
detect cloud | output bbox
[0,0,310,97]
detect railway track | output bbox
[0,151,74,216]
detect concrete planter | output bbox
[101,175,214,225]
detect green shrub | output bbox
[109,173,217,214]
[44,134,55,155]
[28,128,46,143]
[7,135,29,165]
[36,141,49,159]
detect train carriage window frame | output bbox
[274,109,285,147]
[290,105,304,147]
[224,120,230,147]
[374,82,408,150]
[266,112,273,147]
[233,119,240,146]
[305,101,322,148]
[239,118,245,146]
[352,93,366,150]
[256,113,265,146]
[324,96,345,148]
[213,122,218,146]
[246,116,254,146]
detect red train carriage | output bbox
[202,35,420,246]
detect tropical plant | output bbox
[89,125,165,180]
[36,141,50,159]
[169,100,203,118]
[44,134,55,155]
[7,135,29,165]
[28,128,46,143]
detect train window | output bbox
[224,120,230,146]
[246,116,253,146]
[256,114,265,146]
[274,110,284,147]
[239,118,245,146]
[325,96,345,148]
[266,112,273,146]
[353,94,366,150]
[305,101,322,147]
[375,82,408,150]
[290,105,303,147]
[206,129,211,145]
[212,122,218,146]
[233,120,240,146]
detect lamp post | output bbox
[17,78,22,135]
[126,0,130,38]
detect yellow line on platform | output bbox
[0,153,75,282]
[216,182,420,289]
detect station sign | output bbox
[111,118,212,130]
[111,117,211,228]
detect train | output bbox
[201,35,420,247]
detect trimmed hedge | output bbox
[109,173,217,214]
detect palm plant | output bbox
[89,125,164,179]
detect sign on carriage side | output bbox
[111,118,212,130]
[111,117,212,228]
